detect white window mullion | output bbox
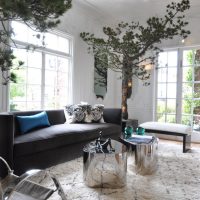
[176,49,183,124]
[41,52,45,109]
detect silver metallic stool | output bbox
[122,135,159,175]
[83,136,127,188]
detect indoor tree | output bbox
[80,0,191,119]
[0,0,72,85]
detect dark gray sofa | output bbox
[0,108,122,178]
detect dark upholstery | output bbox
[103,108,122,125]
[12,109,66,136]
[0,108,122,177]
[0,114,14,179]
[14,123,121,157]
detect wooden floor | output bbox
[160,138,200,148]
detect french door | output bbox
[156,47,200,132]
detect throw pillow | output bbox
[90,104,104,123]
[64,103,104,123]
[64,104,88,123]
[16,111,51,134]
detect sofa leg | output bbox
[183,135,191,153]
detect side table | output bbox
[122,119,138,132]
[83,139,127,188]
[120,135,159,175]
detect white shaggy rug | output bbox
[34,141,200,200]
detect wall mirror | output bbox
[94,54,108,99]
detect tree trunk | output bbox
[122,77,128,119]
[121,58,132,120]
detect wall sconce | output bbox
[144,64,153,71]
[128,80,132,87]
[122,105,126,113]
[127,79,132,98]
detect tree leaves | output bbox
[80,0,190,83]
[0,0,72,85]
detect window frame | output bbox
[154,46,200,132]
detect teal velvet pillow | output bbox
[16,111,50,134]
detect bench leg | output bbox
[183,135,191,153]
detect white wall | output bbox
[56,1,120,108]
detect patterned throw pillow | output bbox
[64,103,104,123]
[90,104,104,123]
[64,104,87,123]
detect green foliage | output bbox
[0,0,72,85]
[80,0,191,82]
[81,0,190,119]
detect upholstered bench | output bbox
[139,122,192,153]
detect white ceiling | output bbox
[76,0,200,24]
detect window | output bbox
[155,47,200,132]
[10,21,73,111]
[156,51,178,123]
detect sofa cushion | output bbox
[16,111,50,134]
[14,123,121,157]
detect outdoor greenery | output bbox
[157,49,200,127]
[0,0,72,85]
[80,0,191,119]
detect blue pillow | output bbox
[16,111,50,134]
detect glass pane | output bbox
[157,84,166,98]
[46,54,57,70]
[58,37,70,53]
[27,85,41,101]
[157,99,166,114]
[28,29,44,46]
[194,66,200,81]
[10,101,26,111]
[166,115,176,123]
[183,50,193,66]
[167,68,177,82]
[182,99,192,114]
[27,52,42,68]
[193,100,200,115]
[45,70,57,86]
[10,84,26,101]
[26,102,41,110]
[44,86,57,109]
[181,115,192,126]
[157,68,167,82]
[157,113,165,122]
[27,68,41,84]
[182,83,192,98]
[193,115,200,131]
[57,57,69,72]
[13,49,28,67]
[57,72,68,87]
[167,83,176,98]
[45,33,58,50]
[54,87,67,108]
[194,83,200,98]
[158,52,167,68]
[167,99,176,114]
[11,21,28,42]
[182,67,192,82]
[167,51,177,67]
[11,68,26,84]
[194,49,200,65]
